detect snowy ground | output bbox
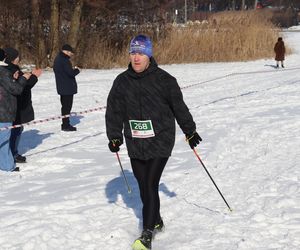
[0,28,299,250]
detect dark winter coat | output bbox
[6,63,38,124]
[274,40,285,61]
[105,58,196,160]
[53,52,80,95]
[0,65,28,122]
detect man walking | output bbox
[105,35,201,250]
[53,44,80,131]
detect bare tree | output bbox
[68,0,84,50]
[242,0,246,9]
[49,0,59,65]
[31,0,46,67]
[254,0,258,8]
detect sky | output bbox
[0,27,299,250]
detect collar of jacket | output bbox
[5,62,21,74]
[127,57,158,79]
[60,51,70,59]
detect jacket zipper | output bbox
[138,80,144,158]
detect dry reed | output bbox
[155,10,281,64]
[78,10,285,68]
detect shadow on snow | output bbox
[105,169,176,229]
[24,131,103,157]
[18,129,53,155]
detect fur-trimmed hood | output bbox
[0,61,7,66]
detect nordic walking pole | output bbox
[193,148,232,212]
[115,152,132,194]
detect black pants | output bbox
[60,95,73,127]
[131,157,169,231]
[10,126,23,157]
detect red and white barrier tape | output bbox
[2,66,299,132]
[182,66,300,89]
[0,106,106,131]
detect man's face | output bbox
[129,53,150,73]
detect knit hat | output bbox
[4,47,19,63]
[0,48,6,61]
[129,35,152,58]
[62,44,74,53]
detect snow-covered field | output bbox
[0,28,299,250]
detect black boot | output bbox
[15,154,26,163]
[61,124,77,132]
[132,229,153,250]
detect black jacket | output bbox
[6,63,38,124]
[105,58,196,160]
[0,65,27,122]
[53,52,80,95]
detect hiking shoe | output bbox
[15,154,26,163]
[61,125,77,132]
[132,229,152,250]
[154,219,164,232]
[12,167,20,172]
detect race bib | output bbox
[129,120,155,138]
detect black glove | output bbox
[186,131,202,149]
[108,139,122,152]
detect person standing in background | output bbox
[0,48,31,172]
[4,47,42,163]
[53,44,80,131]
[274,37,285,68]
